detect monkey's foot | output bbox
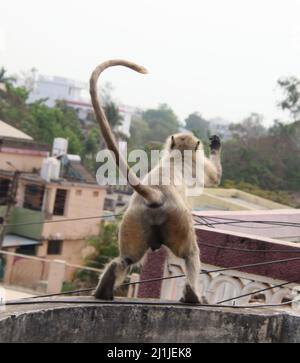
[209,135,221,151]
[94,285,114,300]
[94,272,116,300]
[180,284,201,304]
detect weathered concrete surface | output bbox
[0,298,299,343]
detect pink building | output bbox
[0,122,106,288]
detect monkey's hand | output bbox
[209,135,221,152]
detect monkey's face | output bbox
[167,133,203,153]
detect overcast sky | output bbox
[1,0,300,125]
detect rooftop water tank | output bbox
[41,157,61,182]
[52,138,68,157]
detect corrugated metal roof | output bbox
[3,234,40,248]
[0,120,33,140]
[63,160,96,184]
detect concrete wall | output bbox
[0,299,300,343]
[0,152,46,173]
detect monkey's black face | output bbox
[209,135,221,152]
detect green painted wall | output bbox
[0,207,44,240]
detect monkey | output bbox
[89,60,222,303]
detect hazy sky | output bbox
[1,0,300,125]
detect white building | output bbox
[209,117,232,141]
[28,74,134,136]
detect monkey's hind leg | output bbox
[180,247,202,304]
[94,256,133,300]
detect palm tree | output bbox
[0,68,15,92]
[98,101,125,149]
[104,101,124,130]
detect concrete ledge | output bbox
[0,298,300,343]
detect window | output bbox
[53,189,68,216]
[47,240,63,255]
[16,245,37,256]
[23,184,45,211]
[104,198,116,212]
[0,178,11,206]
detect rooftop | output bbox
[0,121,33,141]
[190,188,292,212]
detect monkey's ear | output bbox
[170,136,176,149]
[195,141,201,151]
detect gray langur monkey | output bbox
[90,60,222,303]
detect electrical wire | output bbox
[199,242,300,253]
[1,213,123,228]
[3,298,296,310]
[16,255,300,302]
[193,215,300,228]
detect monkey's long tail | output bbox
[90,59,163,206]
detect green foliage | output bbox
[88,221,119,268]
[229,113,266,141]
[0,68,15,87]
[222,120,300,191]
[104,101,124,130]
[142,103,180,143]
[185,112,209,140]
[278,76,300,121]
[128,103,180,154]
[0,81,85,155]
[0,73,126,172]
[75,221,119,286]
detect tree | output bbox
[104,101,124,130]
[142,103,180,143]
[75,221,119,286]
[278,76,300,122]
[0,68,15,89]
[0,77,85,156]
[185,112,209,139]
[229,113,266,142]
[128,115,150,149]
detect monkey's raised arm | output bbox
[90,60,163,205]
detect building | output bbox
[208,117,232,141]
[0,121,106,289]
[28,73,135,136]
[0,120,33,141]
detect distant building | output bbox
[28,73,135,136]
[208,117,232,141]
[0,121,106,289]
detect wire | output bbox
[0,210,299,229]
[1,213,123,228]
[217,278,300,305]
[17,255,300,301]
[199,242,300,253]
[193,215,300,228]
[195,216,280,230]
[3,297,296,310]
